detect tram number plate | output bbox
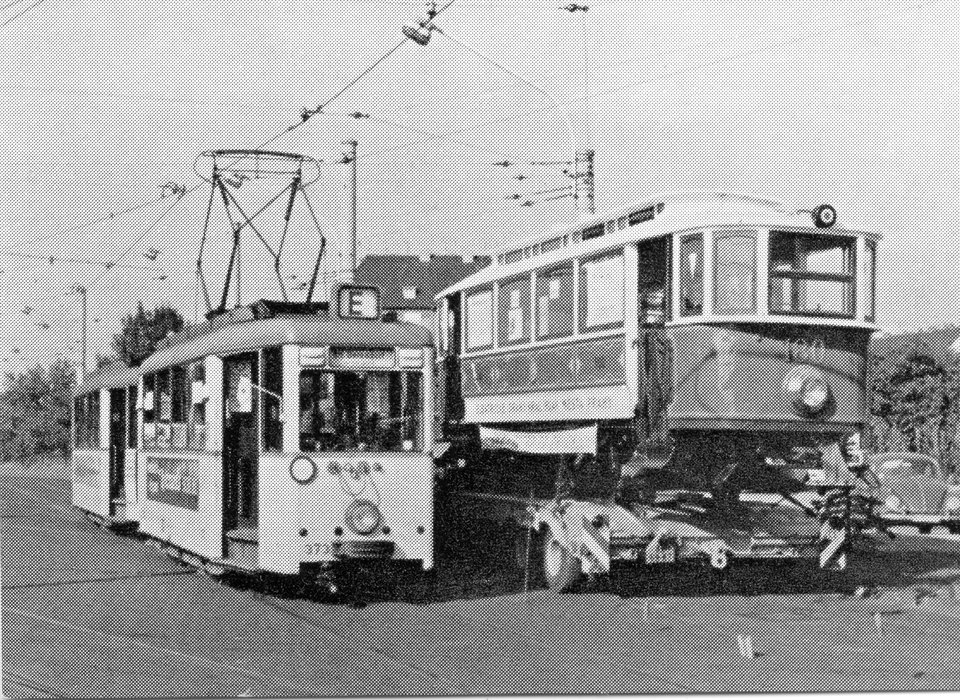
[303,542,333,557]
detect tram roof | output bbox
[437,190,881,297]
[140,313,432,373]
[75,362,139,395]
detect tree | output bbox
[111,302,184,366]
[0,357,74,462]
[872,341,949,454]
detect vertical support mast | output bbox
[344,139,358,283]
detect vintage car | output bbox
[872,452,960,534]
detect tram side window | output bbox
[299,371,423,452]
[127,385,137,448]
[155,369,172,447]
[261,347,283,452]
[465,287,494,351]
[170,366,188,448]
[142,374,156,447]
[579,251,625,332]
[536,263,574,339]
[769,232,855,317]
[677,235,704,316]
[714,232,757,314]
[74,395,99,449]
[189,362,206,450]
[499,276,531,346]
[864,241,876,322]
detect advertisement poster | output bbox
[583,254,624,328]
[465,289,493,349]
[145,456,200,511]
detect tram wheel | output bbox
[542,533,582,593]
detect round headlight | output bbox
[800,378,830,413]
[345,500,382,535]
[289,456,318,485]
[812,203,837,228]
[944,495,960,514]
[885,494,902,511]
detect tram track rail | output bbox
[2,670,65,698]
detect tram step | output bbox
[225,528,259,544]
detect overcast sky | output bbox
[1,0,957,373]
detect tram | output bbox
[133,288,436,579]
[71,362,140,530]
[435,191,881,591]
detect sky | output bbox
[1,0,958,375]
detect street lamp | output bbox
[404,18,581,219]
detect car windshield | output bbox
[299,370,422,452]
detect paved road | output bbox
[3,470,960,697]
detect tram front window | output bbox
[769,231,855,317]
[299,370,422,452]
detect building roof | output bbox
[355,255,490,310]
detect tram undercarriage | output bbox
[443,426,877,592]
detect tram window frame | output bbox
[75,391,100,450]
[464,286,494,352]
[498,275,532,346]
[865,240,877,322]
[535,262,575,340]
[579,250,625,333]
[768,231,856,318]
[677,234,705,317]
[713,231,758,315]
[261,347,284,453]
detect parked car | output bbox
[871,452,960,534]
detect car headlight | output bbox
[885,494,902,511]
[345,500,382,535]
[289,456,318,485]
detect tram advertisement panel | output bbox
[145,456,200,510]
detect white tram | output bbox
[436,191,881,590]
[71,363,140,529]
[134,291,436,577]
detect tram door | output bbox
[108,388,127,508]
[223,354,259,531]
[637,239,671,464]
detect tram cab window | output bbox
[465,288,494,351]
[261,348,283,452]
[579,252,625,332]
[714,232,757,314]
[536,263,574,339]
[769,231,855,317]
[677,235,704,316]
[299,370,422,453]
[638,240,669,326]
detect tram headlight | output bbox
[885,494,902,512]
[345,500,382,536]
[812,203,837,228]
[289,456,318,485]
[785,369,832,417]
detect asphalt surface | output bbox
[3,463,960,697]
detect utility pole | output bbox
[69,285,88,378]
[343,140,358,282]
[577,149,596,214]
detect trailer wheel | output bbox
[542,534,582,593]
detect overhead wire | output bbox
[356,0,948,165]
[0,0,45,27]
